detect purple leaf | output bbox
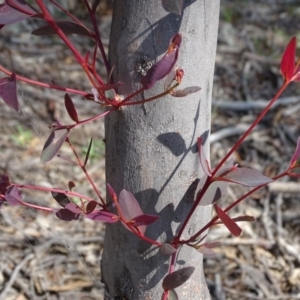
[280,36,296,82]
[171,86,201,97]
[215,204,242,237]
[141,34,182,89]
[65,202,83,214]
[64,93,79,123]
[162,266,195,290]
[55,208,80,221]
[160,243,177,255]
[195,174,228,206]
[85,210,119,223]
[130,214,159,226]
[0,174,10,194]
[32,21,93,37]
[220,167,273,187]
[290,137,300,166]
[51,191,71,207]
[197,138,212,176]
[118,189,145,234]
[0,73,19,111]
[5,185,22,206]
[0,0,37,25]
[162,0,183,15]
[40,128,69,163]
[85,200,98,214]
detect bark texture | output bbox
[102,1,220,299]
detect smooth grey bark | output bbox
[102,1,220,299]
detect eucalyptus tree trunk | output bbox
[102,1,220,299]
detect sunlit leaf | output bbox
[141,34,182,89]
[214,204,242,237]
[160,243,177,255]
[162,266,195,290]
[280,36,296,82]
[197,137,211,176]
[107,183,117,203]
[32,21,93,37]
[40,128,69,163]
[0,73,19,111]
[65,202,82,214]
[171,86,201,97]
[162,0,183,15]
[219,167,273,187]
[197,246,217,257]
[118,189,145,234]
[195,174,228,206]
[85,210,119,223]
[5,185,22,206]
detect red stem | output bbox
[180,170,289,244]
[0,65,88,97]
[212,81,290,177]
[66,138,106,207]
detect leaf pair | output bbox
[52,191,118,223]
[107,185,159,234]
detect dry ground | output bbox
[1,1,300,300]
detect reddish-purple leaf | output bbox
[107,183,117,203]
[195,174,228,206]
[280,36,296,82]
[197,246,217,257]
[85,210,119,223]
[130,214,159,226]
[68,181,75,191]
[162,0,183,15]
[203,241,221,248]
[51,191,71,207]
[171,86,201,97]
[290,137,300,167]
[118,189,146,234]
[40,128,69,163]
[162,266,195,290]
[32,21,93,37]
[160,243,177,255]
[0,0,37,25]
[214,204,242,237]
[197,138,212,176]
[85,200,98,214]
[141,34,182,90]
[220,167,273,187]
[0,73,19,111]
[5,185,22,206]
[65,202,83,214]
[64,93,79,123]
[0,174,10,194]
[55,208,80,221]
